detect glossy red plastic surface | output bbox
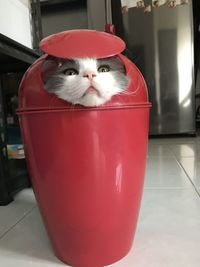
[18,30,151,267]
[39,29,125,59]
[19,107,149,267]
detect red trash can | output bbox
[17,30,151,267]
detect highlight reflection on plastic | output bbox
[17,29,151,267]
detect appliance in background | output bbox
[90,0,195,135]
[116,0,195,135]
[40,0,88,37]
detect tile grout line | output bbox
[173,156,200,198]
[148,141,200,197]
[143,186,194,190]
[166,143,200,198]
[0,205,37,240]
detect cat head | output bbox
[42,56,130,107]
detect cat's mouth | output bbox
[83,86,100,97]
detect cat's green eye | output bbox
[98,65,110,73]
[64,68,78,76]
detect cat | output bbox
[42,56,130,107]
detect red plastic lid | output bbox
[39,29,126,59]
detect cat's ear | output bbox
[41,57,62,83]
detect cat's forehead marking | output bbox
[75,58,98,72]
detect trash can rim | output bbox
[17,103,152,115]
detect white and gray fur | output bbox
[42,56,130,107]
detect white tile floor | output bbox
[0,136,200,267]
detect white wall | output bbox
[0,0,33,48]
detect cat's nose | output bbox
[83,72,96,80]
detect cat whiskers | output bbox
[60,85,85,99]
[104,89,131,104]
[69,102,77,111]
[117,74,144,97]
[117,90,135,96]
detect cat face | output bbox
[42,56,130,107]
